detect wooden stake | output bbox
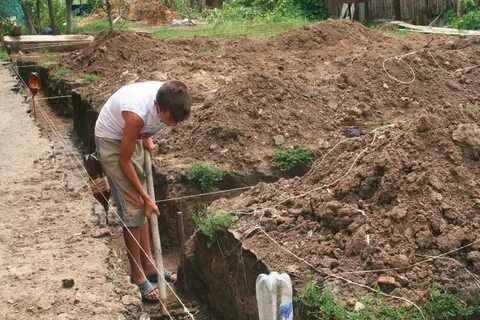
[144,150,168,314]
[177,211,188,289]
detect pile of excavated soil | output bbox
[63,20,479,177]
[211,108,480,304]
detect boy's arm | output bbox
[119,111,160,218]
[142,137,155,154]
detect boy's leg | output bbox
[139,221,157,276]
[123,225,159,299]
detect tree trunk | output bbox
[66,0,74,34]
[19,0,37,34]
[46,0,60,34]
[36,0,41,33]
[456,0,462,18]
[393,0,402,20]
[105,0,114,30]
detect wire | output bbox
[155,186,252,204]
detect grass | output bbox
[82,73,101,83]
[0,45,8,61]
[152,19,308,39]
[466,103,480,111]
[73,17,143,34]
[191,206,238,246]
[273,147,313,172]
[52,66,72,80]
[298,282,480,320]
[186,162,224,193]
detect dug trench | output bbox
[11,19,480,319]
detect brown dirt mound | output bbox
[211,107,480,304]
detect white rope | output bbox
[10,63,195,319]
[257,227,426,319]
[382,51,417,85]
[155,186,252,203]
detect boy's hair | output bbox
[156,80,191,123]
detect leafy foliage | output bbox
[445,0,480,30]
[466,103,480,111]
[52,66,71,80]
[458,10,480,29]
[273,147,313,171]
[0,45,7,61]
[191,207,238,245]
[82,73,101,83]
[186,162,224,192]
[297,282,480,320]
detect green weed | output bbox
[186,162,224,193]
[52,66,72,80]
[0,45,8,61]
[273,147,313,172]
[297,281,479,320]
[191,207,238,245]
[82,73,101,83]
[466,103,480,111]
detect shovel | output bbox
[144,149,168,315]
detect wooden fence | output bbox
[328,0,458,24]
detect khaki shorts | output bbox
[95,136,147,227]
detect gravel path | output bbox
[0,63,140,320]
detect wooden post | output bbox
[393,0,402,20]
[32,97,36,121]
[144,150,168,313]
[177,211,188,289]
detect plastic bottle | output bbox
[256,272,293,320]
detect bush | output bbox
[458,10,480,30]
[52,66,72,80]
[186,162,224,192]
[273,147,313,171]
[191,207,238,245]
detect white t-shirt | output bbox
[95,81,166,139]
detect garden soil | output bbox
[57,20,480,304]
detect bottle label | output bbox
[279,301,293,320]
[90,177,110,195]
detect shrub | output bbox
[273,147,313,171]
[458,10,480,30]
[82,73,101,83]
[52,66,72,80]
[191,207,238,245]
[424,284,476,320]
[0,45,7,61]
[186,162,224,192]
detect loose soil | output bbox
[48,19,480,308]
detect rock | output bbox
[346,107,362,117]
[389,254,410,269]
[354,301,365,312]
[285,264,300,275]
[62,278,75,289]
[273,135,286,146]
[377,275,400,292]
[121,295,138,306]
[99,46,107,52]
[346,298,356,307]
[327,100,338,110]
[344,127,361,138]
[452,124,480,160]
[151,71,169,81]
[36,297,52,310]
[467,251,480,271]
[415,229,433,249]
[396,275,410,286]
[91,228,111,238]
[319,257,338,269]
[383,83,390,90]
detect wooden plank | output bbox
[391,20,480,35]
[4,34,94,52]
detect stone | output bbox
[344,127,361,138]
[62,278,75,289]
[346,298,356,307]
[389,254,410,269]
[319,257,338,269]
[467,251,480,271]
[99,46,107,52]
[377,275,400,292]
[91,228,111,238]
[354,301,365,312]
[452,124,480,160]
[346,107,363,117]
[273,135,286,146]
[383,83,390,90]
[121,295,138,306]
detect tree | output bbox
[393,0,401,20]
[19,0,37,34]
[46,0,59,34]
[66,0,73,33]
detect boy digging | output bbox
[94,80,191,302]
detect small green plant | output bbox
[0,45,7,61]
[298,282,480,320]
[191,207,238,245]
[186,162,224,192]
[52,66,72,80]
[466,103,480,111]
[83,73,101,83]
[273,147,313,171]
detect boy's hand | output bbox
[142,137,156,155]
[143,196,160,219]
